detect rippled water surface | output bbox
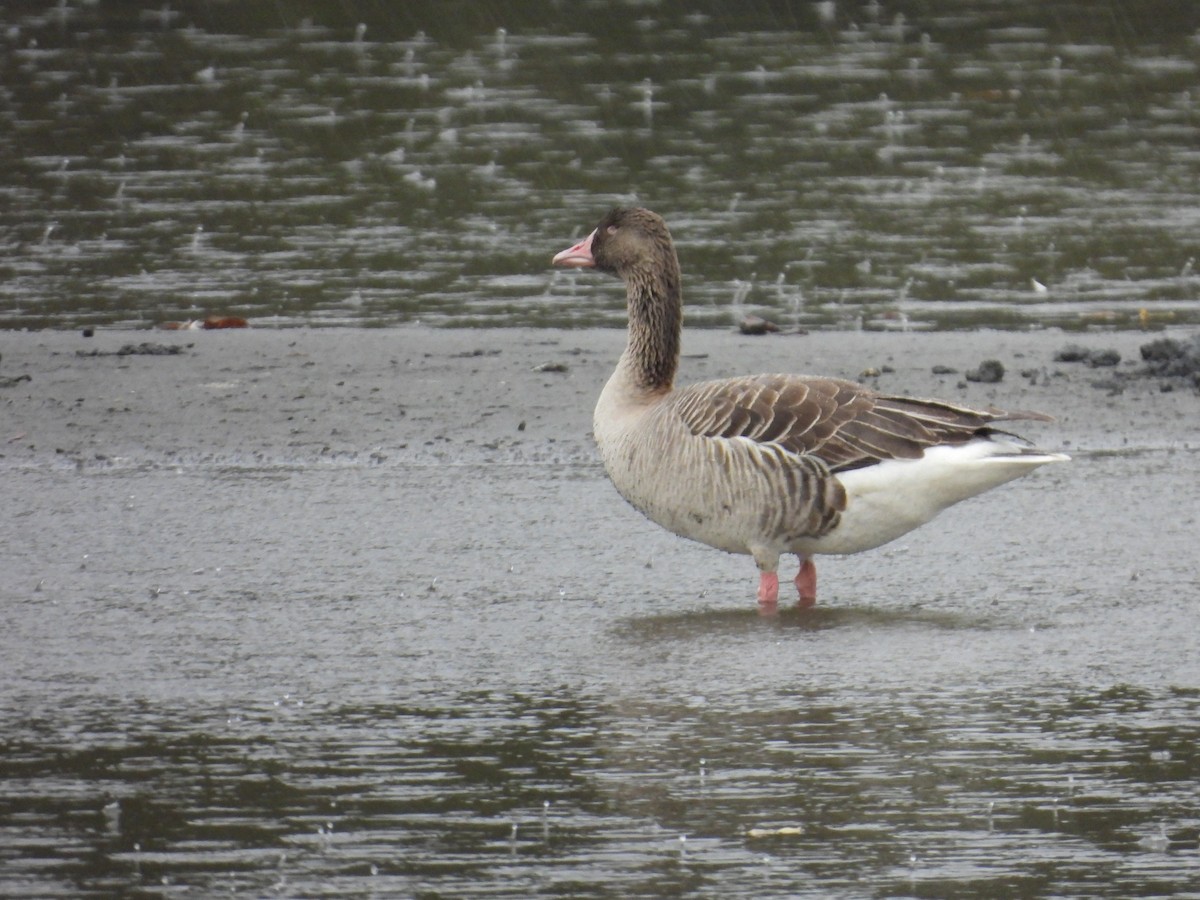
[4,446,1200,897]
[3,0,1200,330]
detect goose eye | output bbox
[606,225,619,236]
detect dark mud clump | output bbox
[1140,335,1200,383]
[1055,335,1200,392]
[1054,344,1091,363]
[76,342,187,358]
[965,359,1004,383]
[1054,344,1120,366]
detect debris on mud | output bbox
[1054,344,1120,366]
[76,343,187,358]
[1139,335,1200,382]
[738,315,779,335]
[1055,334,1200,391]
[965,359,1005,383]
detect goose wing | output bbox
[672,374,1045,472]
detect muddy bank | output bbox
[1,326,1196,473]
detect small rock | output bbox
[965,359,1004,383]
[931,364,958,375]
[859,367,881,378]
[738,315,778,336]
[532,361,568,373]
[1087,348,1121,367]
[1054,344,1091,363]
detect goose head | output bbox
[552,208,677,282]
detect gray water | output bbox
[3,449,1200,897]
[3,1,1200,331]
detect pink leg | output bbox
[794,557,817,608]
[757,571,780,606]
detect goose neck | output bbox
[622,264,681,393]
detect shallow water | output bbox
[3,446,1200,897]
[3,1,1200,330]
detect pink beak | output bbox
[551,228,597,268]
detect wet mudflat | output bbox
[2,327,1198,897]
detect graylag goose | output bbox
[552,207,1068,609]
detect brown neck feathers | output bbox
[624,251,682,393]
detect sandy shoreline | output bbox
[1,325,1196,471]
